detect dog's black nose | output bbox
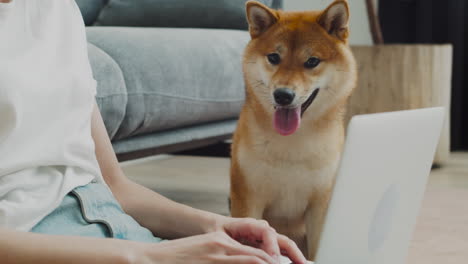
[274,88,295,106]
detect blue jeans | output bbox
[32,181,163,243]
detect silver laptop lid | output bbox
[315,107,445,264]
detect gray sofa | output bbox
[75,0,283,160]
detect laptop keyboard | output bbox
[280,256,314,264]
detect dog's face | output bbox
[243,0,357,136]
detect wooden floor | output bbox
[122,152,468,264]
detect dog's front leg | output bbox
[230,164,266,219]
[230,191,266,219]
[305,192,332,261]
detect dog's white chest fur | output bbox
[237,129,340,220]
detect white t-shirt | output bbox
[0,0,104,231]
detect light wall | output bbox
[283,0,373,45]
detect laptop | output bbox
[281,107,445,264]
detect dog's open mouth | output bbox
[273,88,320,136]
[301,88,320,116]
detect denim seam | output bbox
[70,189,115,238]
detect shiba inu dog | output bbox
[230,0,357,260]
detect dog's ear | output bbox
[246,1,278,39]
[318,0,350,41]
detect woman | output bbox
[0,0,306,263]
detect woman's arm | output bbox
[91,102,225,239]
[0,227,279,264]
[0,227,135,264]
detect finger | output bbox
[277,234,307,264]
[218,255,269,264]
[230,219,281,258]
[257,224,281,259]
[226,237,278,264]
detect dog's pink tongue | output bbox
[274,107,301,136]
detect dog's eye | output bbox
[304,57,321,69]
[267,53,281,65]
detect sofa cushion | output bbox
[86,27,248,140]
[94,0,273,30]
[74,0,107,26]
[112,119,237,155]
[87,43,128,139]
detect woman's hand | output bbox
[139,231,278,264]
[214,217,307,264]
[132,216,307,264]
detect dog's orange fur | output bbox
[230,1,357,260]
